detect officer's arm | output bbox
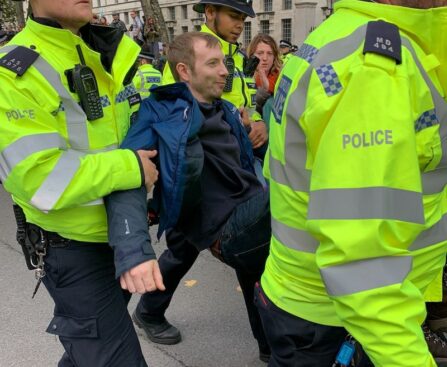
[0,73,142,212]
[307,57,434,366]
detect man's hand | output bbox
[239,107,251,128]
[120,260,165,294]
[137,150,158,191]
[249,121,268,149]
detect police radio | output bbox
[69,45,103,121]
[223,55,235,93]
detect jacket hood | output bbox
[336,0,447,93]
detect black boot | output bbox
[132,310,181,345]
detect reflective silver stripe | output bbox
[0,45,17,54]
[279,67,313,192]
[410,213,447,251]
[308,187,424,224]
[82,198,104,206]
[30,150,84,211]
[422,168,447,195]
[0,133,66,177]
[321,256,412,296]
[272,218,319,253]
[271,25,368,192]
[0,160,7,182]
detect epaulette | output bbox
[0,45,39,76]
[363,21,401,64]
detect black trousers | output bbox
[254,283,374,367]
[42,241,147,367]
[136,191,271,352]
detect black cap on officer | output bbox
[279,39,292,49]
[139,50,155,61]
[193,0,256,18]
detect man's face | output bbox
[206,6,247,44]
[130,11,136,18]
[113,14,119,20]
[31,0,92,32]
[185,39,229,103]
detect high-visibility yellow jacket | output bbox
[280,52,293,65]
[262,1,447,365]
[162,24,261,120]
[132,63,162,100]
[0,19,142,243]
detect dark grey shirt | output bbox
[178,101,262,250]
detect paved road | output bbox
[0,187,266,367]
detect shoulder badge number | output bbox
[363,21,402,64]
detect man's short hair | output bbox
[168,32,221,82]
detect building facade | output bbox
[90,0,333,47]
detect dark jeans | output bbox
[42,241,147,367]
[137,189,271,351]
[254,283,374,367]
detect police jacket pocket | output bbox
[46,314,98,339]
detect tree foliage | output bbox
[0,0,18,27]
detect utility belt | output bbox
[13,204,70,270]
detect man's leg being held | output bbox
[219,190,272,361]
[134,228,199,344]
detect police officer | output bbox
[133,50,162,100]
[278,39,292,62]
[163,0,268,150]
[0,1,162,366]
[258,0,447,366]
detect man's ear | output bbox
[204,5,217,21]
[176,63,190,83]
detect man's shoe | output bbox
[132,310,182,345]
[423,324,447,364]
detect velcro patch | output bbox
[363,21,401,64]
[0,46,39,76]
[128,93,142,107]
[146,77,161,83]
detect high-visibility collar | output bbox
[23,18,90,52]
[200,24,240,58]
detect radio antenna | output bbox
[76,45,86,65]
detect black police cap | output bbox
[193,0,255,18]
